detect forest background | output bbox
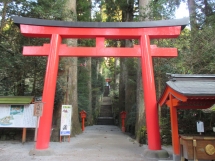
[0,0,215,144]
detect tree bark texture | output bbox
[135,0,150,142]
[52,0,82,141]
[187,0,197,30]
[87,57,93,125]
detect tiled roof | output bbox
[166,74,215,96]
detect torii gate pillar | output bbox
[13,16,188,157]
[141,35,161,149]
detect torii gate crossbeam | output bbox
[13,16,188,152]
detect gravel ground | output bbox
[0,125,174,161]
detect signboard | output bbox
[60,105,72,136]
[34,102,43,116]
[0,104,36,128]
[197,121,204,133]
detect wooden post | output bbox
[82,118,85,131]
[36,34,61,149]
[140,35,161,150]
[169,94,180,155]
[22,128,27,144]
[34,116,39,141]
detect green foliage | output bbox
[102,0,138,22]
[138,0,178,20]
[138,125,147,144]
[77,58,90,113]
[0,0,67,99]
[77,0,91,21]
[31,0,69,20]
[188,26,215,74]
[160,108,172,145]
[0,22,47,96]
[76,0,105,122]
[126,104,136,126]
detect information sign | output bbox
[0,104,36,128]
[60,105,72,136]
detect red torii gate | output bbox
[13,16,188,152]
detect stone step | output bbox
[101,104,112,108]
[101,97,112,105]
[103,96,111,100]
[100,106,112,112]
[99,112,113,117]
[101,102,112,105]
[97,117,114,125]
[103,97,111,101]
[103,86,109,97]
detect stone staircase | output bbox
[97,87,114,125]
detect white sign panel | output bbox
[0,104,37,128]
[60,105,72,136]
[197,121,204,133]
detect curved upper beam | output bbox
[12,16,189,29]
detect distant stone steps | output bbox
[97,117,114,125]
[97,88,114,125]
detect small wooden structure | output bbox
[180,135,215,160]
[158,74,215,160]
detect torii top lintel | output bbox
[12,16,189,57]
[13,16,189,39]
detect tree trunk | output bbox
[63,0,82,136]
[52,0,82,141]
[120,0,137,134]
[135,59,145,143]
[135,0,150,143]
[119,58,126,113]
[0,0,11,33]
[87,57,93,125]
[187,0,197,30]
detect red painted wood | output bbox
[166,98,179,107]
[82,118,85,131]
[177,106,212,109]
[159,87,188,107]
[20,25,181,39]
[169,94,180,156]
[36,34,61,149]
[120,111,126,132]
[140,35,161,150]
[23,44,177,57]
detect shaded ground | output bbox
[0,125,174,161]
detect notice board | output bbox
[60,105,72,136]
[0,104,36,128]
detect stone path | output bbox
[1,125,209,161]
[0,125,174,161]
